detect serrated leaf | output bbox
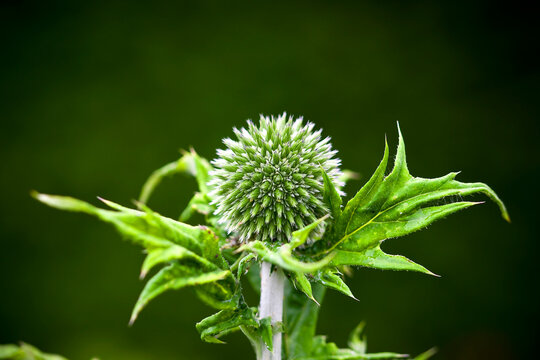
[322,167,342,221]
[348,322,367,354]
[35,193,230,268]
[130,264,230,324]
[190,148,213,195]
[0,345,21,359]
[35,193,236,321]
[247,261,261,294]
[138,149,213,205]
[179,192,213,221]
[138,160,183,205]
[259,317,274,351]
[413,348,437,360]
[315,268,356,300]
[35,193,197,250]
[232,253,257,280]
[292,272,318,304]
[286,283,326,358]
[304,331,408,360]
[196,305,258,344]
[140,245,194,279]
[238,240,334,274]
[318,124,509,273]
[290,215,330,249]
[285,283,411,360]
[0,343,68,360]
[332,245,437,276]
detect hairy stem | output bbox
[259,261,285,360]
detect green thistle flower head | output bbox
[209,113,343,243]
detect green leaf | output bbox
[348,322,367,354]
[190,148,213,195]
[140,245,196,279]
[259,317,274,351]
[246,261,261,294]
[196,305,258,344]
[0,345,21,359]
[332,246,437,277]
[237,216,335,277]
[322,167,342,221]
[231,253,257,281]
[238,240,334,274]
[292,272,318,304]
[413,348,437,360]
[131,263,230,324]
[0,343,69,360]
[315,268,357,300]
[285,278,410,360]
[290,215,330,249]
[319,124,509,274]
[34,193,229,268]
[179,192,213,221]
[285,283,326,358]
[35,193,196,250]
[138,149,213,205]
[302,326,408,359]
[34,193,236,321]
[139,160,183,205]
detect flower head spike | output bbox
[209,113,343,243]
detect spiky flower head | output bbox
[209,113,343,243]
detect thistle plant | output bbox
[2,113,509,360]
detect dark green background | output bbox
[1,1,538,359]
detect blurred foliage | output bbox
[0,0,538,359]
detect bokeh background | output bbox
[1,1,538,359]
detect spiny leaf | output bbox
[347,322,367,354]
[130,264,230,324]
[231,253,257,281]
[0,343,68,360]
[196,305,258,344]
[413,348,437,360]
[259,317,274,351]
[322,167,342,221]
[140,245,195,279]
[238,240,334,274]
[285,283,326,358]
[286,285,407,359]
[35,193,197,250]
[138,149,213,205]
[179,192,213,221]
[317,124,508,273]
[290,215,330,249]
[35,193,235,320]
[292,272,318,304]
[139,160,183,205]
[35,193,230,269]
[237,216,334,275]
[332,245,437,277]
[0,345,21,359]
[315,268,357,300]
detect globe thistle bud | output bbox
[209,113,343,243]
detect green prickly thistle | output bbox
[27,117,510,360]
[209,113,343,243]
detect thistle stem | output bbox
[259,261,285,360]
